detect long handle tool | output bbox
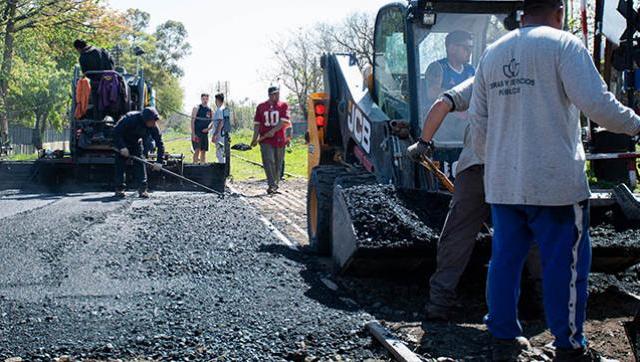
[113,148,225,197]
[419,156,455,193]
[418,155,492,235]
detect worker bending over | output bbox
[470,0,640,359]
[251,86,291,194]
[113,108,165,199]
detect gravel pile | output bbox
[0,192,388,361]
[341,184,449,250]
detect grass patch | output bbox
[5,153,38,161]
[164,129,307,182]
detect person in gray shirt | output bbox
[470,0,640,360]
[408,77,542,322]
[409,78,487,319]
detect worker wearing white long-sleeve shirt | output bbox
[469,0,640,360]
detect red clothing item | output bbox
[254,100,290,148]
[74,77,91,119]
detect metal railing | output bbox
[7,125,70,155]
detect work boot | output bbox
[138,190,150,199]
[492,337,532,361]
[423,302,453,321]
[554,347,618,362]
[115,189,126,198]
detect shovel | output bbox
[418,155,492,235]
[419,156,455,193]
[613,183,640,220]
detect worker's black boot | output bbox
[491,337,531,361]
[554,347,617,362]
[138,188,150,199]
[423,302,453,321]
[114,188,126,198]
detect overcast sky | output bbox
[108,0,391,111]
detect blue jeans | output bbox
[485,202,590,349]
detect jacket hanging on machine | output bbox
[98,71,121,113]
[74,77,91,120]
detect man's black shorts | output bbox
[192,134,209,151]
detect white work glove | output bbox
[151,163,163,172]
[120,148,130,158]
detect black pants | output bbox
[115,142,147,191]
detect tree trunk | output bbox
[0,1,17,145]
[34,109,50,150]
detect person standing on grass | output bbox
[251,86,291,194]
[470,0,640,359]
[212,92,227,164]
[191,93,214,164]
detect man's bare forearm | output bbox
[214,121,223,136]
[251,124,260,143]
[421,99,453,142]
[271,119,290,134]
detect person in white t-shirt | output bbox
[211,93,227,164]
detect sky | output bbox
[108,0,392,111]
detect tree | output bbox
[0,0,121,143]
[154,75,184,120]
[125,8,150,34]
[154,20,191,78]
[270,26,328,120]
[268,13,375,120]
[331,12,375,66]
[9,56,68,147]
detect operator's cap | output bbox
[268,86,280,95]
[523,0,564,13]
[142,107,160,122]
[445,31,473,47]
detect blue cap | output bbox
[142,107,160,121]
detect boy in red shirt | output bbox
[251,86,291,194]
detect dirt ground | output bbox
[236,178,639,361]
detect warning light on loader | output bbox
[314,101,327,127]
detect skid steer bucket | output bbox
[331,184,640,276]
[614,183,640,220]
[624,301,640,361]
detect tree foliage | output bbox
[116,10,190,119]
[0,1,190,147]
[153,20,191,78]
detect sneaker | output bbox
[138,190,150,199]
[114,190,126,198]
[492,337,532,361]
[554,347,618,362]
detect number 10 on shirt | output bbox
[263,111,280,126]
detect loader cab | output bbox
[373,0,522,175]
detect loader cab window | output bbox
[374,6,409,120]
[416,13,511,147]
